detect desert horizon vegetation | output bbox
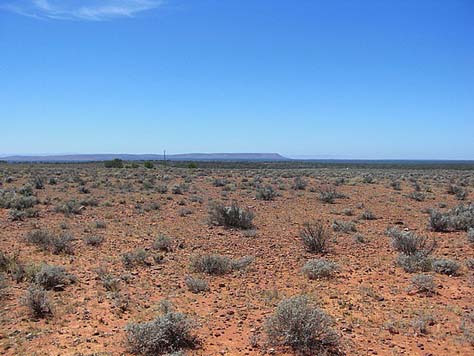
[0,158,473,355]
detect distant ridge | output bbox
[2,153,289,162]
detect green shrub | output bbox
[144,161,154,169]
[104,159,124,168]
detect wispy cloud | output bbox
[0,0,163,20]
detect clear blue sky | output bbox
[1,0,473,159]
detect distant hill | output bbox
[2,153,289,162]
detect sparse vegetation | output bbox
[25,230,74,255]
[318,186,342,204]
[292,177,307,190]
[104,159,124,168]
[34,264,75,290]
[208,202,254,229]
[1,162,474,355]
[387,227,436,256]
[256,185,277,200]
[302,258,339,279]
[265,295,339,354]
[429,204,474,232]
[122,249,149,268]
[433,258,460,276]
[300,221,329,253]
[84,235,104,246]
[125,302,198,355]
[153,235,173,252]
[410,274,436,296]
[184,276,209,293]
[190,254,232,275]
[332,219,357,233]
[22,285,53,318]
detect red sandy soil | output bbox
[0,165,473,355]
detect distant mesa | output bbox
[2,153,289,162]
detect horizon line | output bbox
[1,152,474,162]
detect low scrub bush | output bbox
[156,184,168,194]
[256,185,277,201]
[409,191,425,202]
[360,210,376,220]
[265,295,339,354]
[433,258,460,276]
[55,199,83,216]
[461,312,474,346]
[190,254,232,275]
[318,186,342,204]
[332,220,357,233]
[50,234,74,255]
[153,235,173,252]
[411,313,435,335]
[25,230,74,255]
[9,208,39,221]
[25,229,54,250]
[34,264,75,290]
[84,235,104,246]
[184,276,209,293]
[208,202,254,229]
[292,177,307,190]
[126,303,198,355]
[466,258,474,271]
[122,249,149,268]
[0,190,37,210]
[0,273,6,296]
[429,204,474,232]
[387,227,435,256]
[300,221,329,253]
[22,285,52,318]
[230,256,255,270]
[190,254,253,275]
[447,184,468,200]
[410,274,436,296]
[302,259,338,279]
[397,253,433,273]
[468,228,474,243]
